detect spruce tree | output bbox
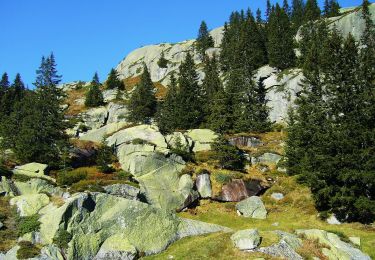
[324,0,340,17]
[196,21,214,57]
[283,0,291,17]
[85,73,104,107]
[212,135,245,171]
[304,0,321,22]
[256,8,263,23]
[175,52,204,129]
[267,4,296,70]
[207,88,231,133]
[291,0,305,32]
[106,68,124,90]
[0,73,9,95]
[157,51,169,68]
[156,73,180,133]
[127,65,157,123]
[266,0,272,20]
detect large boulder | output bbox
[80,122,128,143]
[295,229,371,260]
[10,194,50,216]
[257,240,303,260]
[236,196,267,219]
[185,129,218,152]
[13,163,48,177]
[196,173,212,199]
[15,178,61,196]
[254,153,283,165]
[93,234,137,260]
[221,179,267,202]
[231,229,261,250]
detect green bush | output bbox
[116,171,132,180]
[214,173,233,184]
[12,174,32,182]
[57,170,88,186]
[96,145,115,174]
[131,138,150,145]
[212,136,245,171]
[17,241,40,259]
[53,229,72,249]
[17,215,41,236]
[71,180,105,193]
[0,165,12,178]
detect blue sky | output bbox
[0,0,363,87]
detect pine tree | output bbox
[156,73,180,133]
[106,68,124,90]
[212,135,245,170]
[207,88,231,133]
[267,4,296,70]
[196,21,214,57]
[127,65,157,123]
[256,8,263,23]
[0,73,9,95]
[283,0,291,17]
[291,0,305,32]
[85,73,104,107]
[157,51,169,68]
[266,0,272,20]
[304,0,321,22]
[175,53,204,129]
[324,0,340,17]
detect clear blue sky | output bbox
[0,0,363,87]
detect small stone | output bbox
[327,215,341,225]
[349,237,361,246]
[0,221,3,229]
[271,193,284,201]
[231,229,261,250]
[272,222,279,226]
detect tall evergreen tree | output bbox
[175,53,204,129]
[85,73,104,107]
[196,21,214,57]
[267,4,296,70]
[106,68,124,90]
[127,65,157,123]
[291,0,305,32]
[304,0,321,22]
[266,0,272,20]
[256,8,263,23]
[283,0,291,17]
[207,87,231,133]
[0,73,9,94]
[324,0,340,17]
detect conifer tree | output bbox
[266,0,272,20]
[212,135,245,170]
[85,73,104,107]
[304,0,321,22]
[267,4,296,70]
[207,88,231,133]
[283,0,291,17]
[175,53,204,129]
[0,73,9,94]
[256,8,263,23]
[291,0,305,32]
[127,65,157,123]
[106,68,124,90]
[202,55,223,105]
[196,21,214,57]
[156,73,180,133]
[157,51,169,68]
[324,0,340,17]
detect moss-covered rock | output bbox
[10,194,50,216]
[236,196,267,219]
[231,229,261,250]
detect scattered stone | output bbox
[231,229,261,250]
[271,193,284,201]
[259,165,270,173]
[104,184,140,200]
[349,237,361,247]
[15,178,61,196]
[196,173,212,199]
[236,196,267,219]
[10,194,50,216]
[257,240,303,260]
[295,229,371,260]
[221,179,267,202]
[18,231,42,244]
[274,230,302,249]
[255,153,282,164]
[327,214,341,225]
[80,122,128,143]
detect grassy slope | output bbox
[145,132,375,260]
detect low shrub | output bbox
[214,173,233,185]
[131,138,151,145]
[71,180,105,193]
[53,229,72,249]
[57,170,88,186]
[17,241,40,259]
[17,215,41,236]
[116,171,132,180]
[195,151,215,163]
[96,145,116,174]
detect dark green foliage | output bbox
[57,170,88,186]
[127,65,157,123]
[96,144,115,173]
[291,0,305,32]
[212,136,245,171]
[17,215,41,236]
[324,0,340,17]
[207,88,231,134]
[267,4,295,70]
[287,19,375,223]
[170,136,194,162]
[106,68,124,90]
[17,241,40,259]
[304,0,321,22]
[85,72,104,107]
[157,51,169,68]
[266,0,272,20]
[53,229,72,249]
[0,73,9,105]
[283,0,291,17]
[196,21,214,57]
[0,165,12,179]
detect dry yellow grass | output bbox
[124,76,167,99]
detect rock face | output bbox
[15,178,61,196]
[196,173,212,199]
[10,194,50,216]
[221,179,267,202]
[103,184,140,200]
[295,229,371,260]
[257,240,303,260]
[13,163,48,176]
[185,129,218,152]
[231,229,261,250]
[38,192,229,259]
[254,153,283,165]
[236,196,267,219]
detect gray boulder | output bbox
[185,129,218,152]
[231,229,261,250]
[196,173,212,199]
[228,136,263,148]
[295,229,371,260]
[236,196,267,219]
[255,153,282,164]
[93,234,137,260]
[221,179,267,202]
[10,194,50,216]
[103,184,140,200]
[271,193,284,201]
[257,240,303,260]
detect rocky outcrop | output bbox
[13,163,48,176]
[15,178,61,196]
[103,184,140,200]
[185,129,218,152]
[229,136,263,148]
[236,196,267,219]
[221,179,267,202]
[10,194,50,216]
[231,229,261,250]
[295,229,371,260]
[257,240,303,260]
[93,234,137,260]
[253,153,283,165]
[271,192,284,201]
